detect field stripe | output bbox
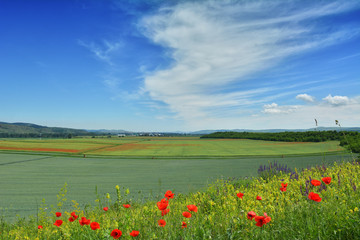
[0,156,53,166]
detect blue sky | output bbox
[1,0,360,131]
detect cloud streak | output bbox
[78,40,123,66]
[139,0,360,123]
[262,103,299,114]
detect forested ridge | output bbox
[0,122,93,138]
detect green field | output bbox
[0,137,352,218]
[0,151,353,218]
[0,137,344,156]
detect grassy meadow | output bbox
[0,137,344,157]
[0,152,353,219]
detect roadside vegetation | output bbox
[0,159,359,239]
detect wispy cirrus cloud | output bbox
[78,40,123,66]
[139,0,360,123]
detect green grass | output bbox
[0,137,345,156]
[87,138,344,156]
[0,152,353,219]
[0,138,139,154]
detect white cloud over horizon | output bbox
[262,103,299,114]
[323,94,350,106]
[296,93,316,103]
[185,95,360,130]
[139,0,360,125]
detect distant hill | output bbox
[1,121,359,138]
[0,122,91,138]
[87,129,133,134]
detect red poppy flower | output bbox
[280,187,287,192]
[311,179,321,186]
[55,212,62,217]
[54,220,63,227]
[90,222,100,230]
[71,212,78,219]
[181,221,187,228]
[158,219,166,227]
[247,211,256,220]
[254,213,271,227]
[129,230,140,237]
[38,225,43,229]
[161,208,170,216]
[237,192,244,199]
[157,198,169,211]
[322,177,331,185]
[123,204,131,208]
[165,190,174,199]
[111,229,122,239]
[281,183,288,188]
[254,216,266,227]
[308,192,322,202]
[103,207,109,211]
[263,212,271,223]
[187,204,198,212]
[69,217,75,222]
[79,217,91,226]
[182,211,191,218]
[256,196,262,201]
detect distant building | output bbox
[117,134,126,137]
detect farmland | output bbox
[0,136,344,157]
[0,136,353,219]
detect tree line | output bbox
[201,131,360,153]
[339,134,360,153]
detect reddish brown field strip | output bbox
[206,139,246,141]
[328,147,343,151]
[0,146,80,153]
[261,142,310,145]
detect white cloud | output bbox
[139,1,360,122]
[296,93,315,103]
[323,94,350,106]
[262,103,299,114]
[182,96,360,131]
